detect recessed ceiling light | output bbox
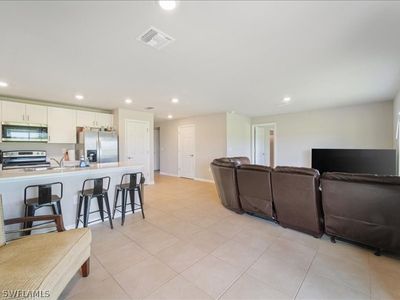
[167,114,173,119]
[158,0,177,11]
[125,98,132,104]
[282,96,291,103]
[75,94,84,100]
[171,98,179,103]
[0,81,9,88]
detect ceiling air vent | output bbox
[138,27,174,50]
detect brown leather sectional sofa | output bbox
[210,157,250,214]
[211,157,400,254]
[237,164,274,219]
[321,172,400,254]
[272,166,323,238]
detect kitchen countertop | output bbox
[0,162,143,182]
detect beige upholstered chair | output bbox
[0,195,92,300]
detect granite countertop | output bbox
[0,162,143,182]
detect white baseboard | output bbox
[158,172,214,183]
[159,172,178,177]
[194,177,214,183]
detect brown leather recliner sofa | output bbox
[271,166,323,237]
[210,157,250,214]
[237,164,274,219]
[321,172,400,253]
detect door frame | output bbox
[251,123,277,166]
[154,127,160,171]
[178,124,196,178]
[124,119,151,181]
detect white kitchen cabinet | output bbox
[76,110,96,127]
[47,107,77,143]
[96,112,113,128]
[25,104,47,124]
[2,101,26,123]
[2,101,47,124]
[76,109,113,128]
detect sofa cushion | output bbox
[322,172,400,185]
[274,166,320,177]
[0,228,91,297]
[272,166,323,237]
[237,164,274,219]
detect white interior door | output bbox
[178,125,195,179]
[255,127,266,165]
[154,128,160,171]
[125,120,150,180]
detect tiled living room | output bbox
[59,174,400,300]
[0,1,400,300]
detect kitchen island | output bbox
[0,162,144,229]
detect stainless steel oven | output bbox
[2,150,50,170]
[2,123,48,142]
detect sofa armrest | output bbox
[4,215,66,232]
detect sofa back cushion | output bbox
[272,166,323,237]
[210,159,243,213]
[237,164,274,219]
[321,172,400,252]
[0,196,6,247]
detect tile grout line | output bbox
[292,244,319,300]
[215,235,280,300]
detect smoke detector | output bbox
[138,27,175,50]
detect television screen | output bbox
[311,149,396,175]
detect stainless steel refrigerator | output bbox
[76,129,118,163]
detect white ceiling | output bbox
[0,1,400,120]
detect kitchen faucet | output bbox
[50,157,64,168]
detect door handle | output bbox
[190,154,194,157]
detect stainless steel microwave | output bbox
[2,123,48,142]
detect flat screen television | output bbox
[311,149,396,175]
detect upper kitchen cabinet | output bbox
[47,107,77,143]
[76,109,113,128]
[96,112,113,128]
[2,101,47,124]
[2,101,26,123]
[76,110,96,127]
[25,104,48,124]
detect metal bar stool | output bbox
[23,182,63,235]
[76,176,113,229]
[112,172,145,225]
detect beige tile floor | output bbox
[60,174,400,300]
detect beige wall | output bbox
[114,108,154,184]
[226,112,251,158]
[252,101,394,167]
[157,113,227,181]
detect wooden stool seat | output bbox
[23,182,64,235]
[25,195,62,206]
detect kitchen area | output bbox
[0,98,153,231]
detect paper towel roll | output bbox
[68,149,76,161]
